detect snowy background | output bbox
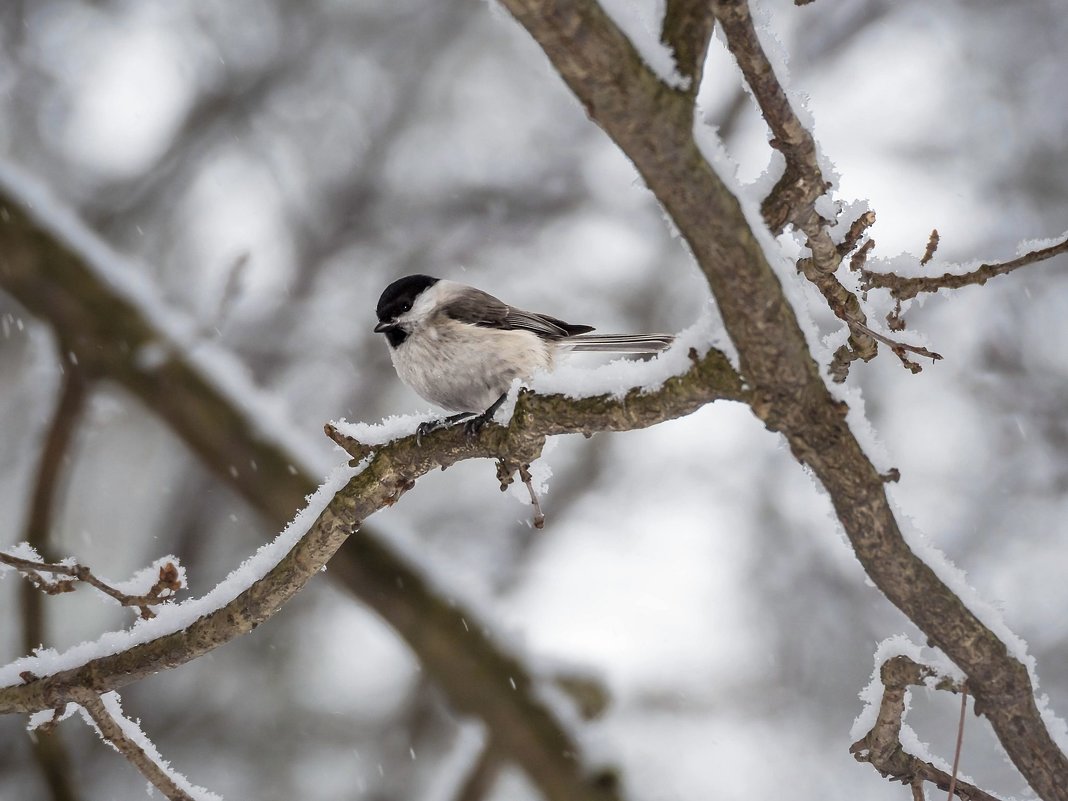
[1,0,1067,799]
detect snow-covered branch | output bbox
[75,691,217,801]
[2,550,184,621]
[862,234,1068,301]
[850,655,1003,801]
[495,1,1068,798]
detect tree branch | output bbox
[660,0,716,100]
[862,235,1068,301]
[493,1,1068,798]
[75,691,204,801]
[850,656,1004,801]
[1,552,183,620]
[0,176,639,801]
[0,304,741,801]
[710,0,912,377]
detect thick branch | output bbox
[862,236,1068,301]
[494,1,1068,798]
[2,357,743,796]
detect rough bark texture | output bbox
[494,0,1068,798]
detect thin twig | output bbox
[518,464,545,529]
[947,689,969,801]
[1,552,182,619]
[18,361,88,801]
[844,316,943,373]
[863,236,1068,301]
[838,211,877,257]
[76,692,199,801]
[921,229,940,267]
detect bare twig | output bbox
[947,689,969,801]
[518,464,545,529]
[850,238,877,273]
[1,553,183,620]
[838,210,877,258]
[863,236,1068,301]
[850,656,1003,801]
[76,691,201,801]
[844,316,943,373]
[922,229,940,267]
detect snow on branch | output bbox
[76,690,219,801]
[851,655,1003,801]
[0,550,184,620]
[496,1,1068,798]
[709,0,938,381]
[1,345,744,711]
[862,234,1068,301]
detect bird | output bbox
[374,274,674,438]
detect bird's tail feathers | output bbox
[563,333,675,354]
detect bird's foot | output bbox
[415,413,472,446]
[462,412,492,439]
[462,393,508,440]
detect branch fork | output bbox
[851,655,1002,801]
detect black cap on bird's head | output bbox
[374,274,440,346]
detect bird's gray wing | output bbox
[440,289,594,339]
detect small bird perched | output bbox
[374,274,674,438]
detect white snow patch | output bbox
[331,411,440,447]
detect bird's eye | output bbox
[401,301,412,312]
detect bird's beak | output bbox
[374,321,394,334]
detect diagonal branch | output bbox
[494,1,1068,798]
[75,691,206,801]
[862,235,1068,301]
[2,351,743,719]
